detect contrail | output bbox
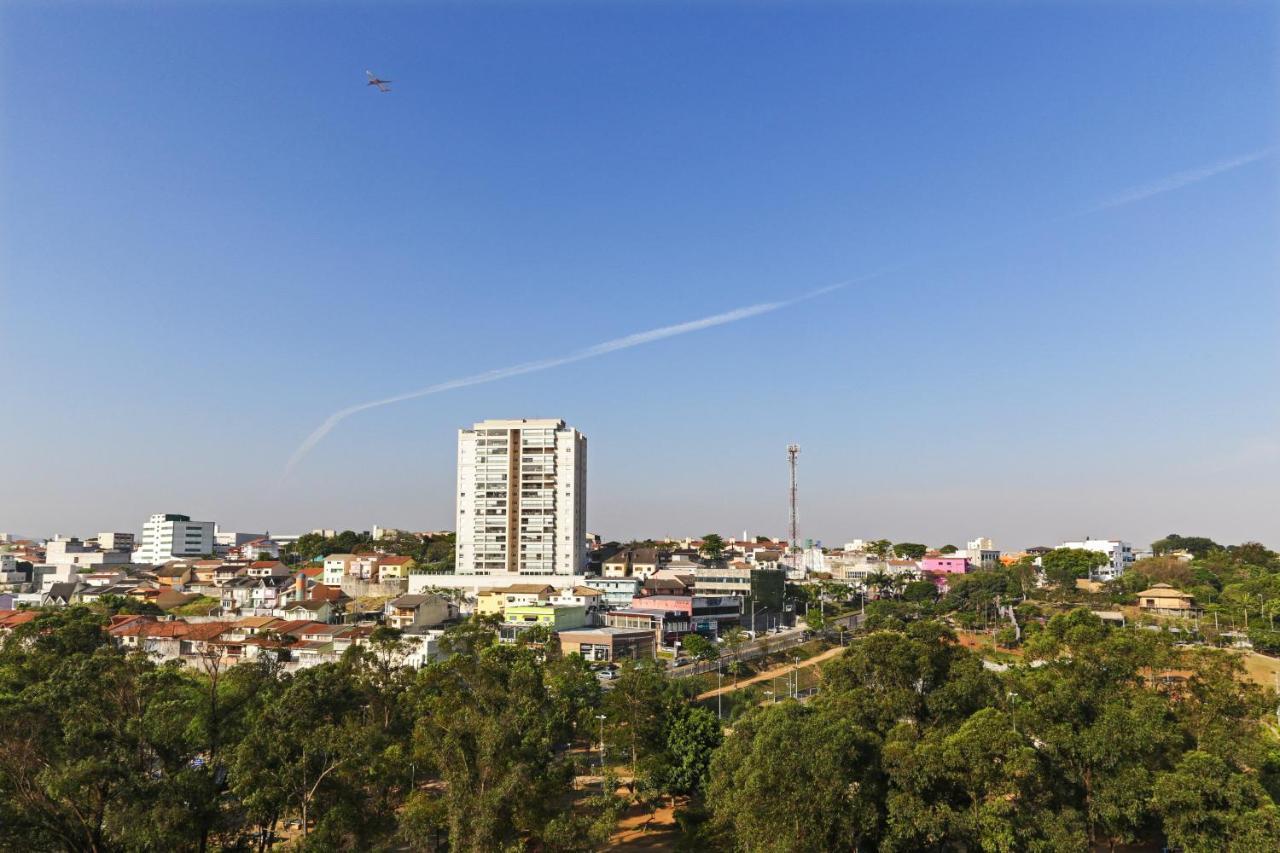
[1089,148,1274,212]
[281,274,887,480]
[282,146,1274,479]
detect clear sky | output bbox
[2,1,1277,550]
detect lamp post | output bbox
[716,661,723,720]
[595,714,606,770]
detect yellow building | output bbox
[475,584,555,618]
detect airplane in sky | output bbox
[365,70,392,93]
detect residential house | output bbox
[155,563,193,589]
[387,594,456,630]
[475,584,555,618]
[1137,584,1197,616]
[376,555,416,581]
[590,576,642,610]
[549,586,603,624]
[276,599,335,623]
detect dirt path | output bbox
[696,644,846,700]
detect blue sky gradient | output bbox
[2,2,1277,548]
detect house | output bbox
[503,603,588,631]
[1136,584,1197,616]
[214,564,244,586]
[275,599,335,623]
[322,554,358,586]
[190,560,224,585]
[602,548,663,580]
[376,555,416,581]
[591,576,642,610]
[386,594,456,630]
[42,581,83,607]
[549,586,603,622]
[219,576,257,612]
[475,584,555,617]
[246,561,291,580]
[558,626,655,662]
[155,563,193,589]
[605,607,690,647]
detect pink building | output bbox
[920,557,971,591]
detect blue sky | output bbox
[2,1,1277,549]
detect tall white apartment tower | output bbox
[455,418,587,579]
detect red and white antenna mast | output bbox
[787,443,800,552]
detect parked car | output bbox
[672,657,691,668]
[596,669,616,680]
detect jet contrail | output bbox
[281,274,887,480]
[282,146,1274,479]
[1090,148,1274,212]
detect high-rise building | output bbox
[135,513,215,564]
[455,418,586,579]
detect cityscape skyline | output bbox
[3,3,1277,547]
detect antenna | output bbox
[787,444,800,552]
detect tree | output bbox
[939,544,959,554]
[893,542,928,561]
[868,539,893,560]
[720,627,749,681]
[409,646,576,851]
[700,533,726,563]
[603,660,674,780]
[1041,547,1110,589]
[680,632,719,664]
[664,706,722,796]
[1152,534,1221,559]
[708,702,883,851]
[1153,751,1280,851]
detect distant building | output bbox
[95,532,136,552]
[135,514,215,564]
[1059,539,1135,581]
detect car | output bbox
[672,657,691,667]
[596,669,616,680]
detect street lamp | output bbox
[595,714,607,768]
[716,660,723,720]
[764,689,774,704]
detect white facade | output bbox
[135,513,215,564]
[1059,538,1134,581]
[455,418,587,580]
[96,532,136,552]
[963,537,1002,568]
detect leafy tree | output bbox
[409,645,574,851]
[868,539,894,560]
[1152,534,1221,559]
[939,544,959,554]
[1153,751,1280,852]
[1041,547,1110,589]
[664,706,722,795]
[679,632,719,664]
[603,659,676,780]
[892,542,928,560]
[708,701,884,851]
[700,533,726,562]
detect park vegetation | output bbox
[3,537,1280,851]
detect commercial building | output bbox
[452,418,587,584]
[558,626,655,662]
[135,514,215,564]
[1059,538,1135,581]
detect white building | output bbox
[417,419,589,595]
[1059,538,1135,581]
[453,418,587,583]
[95,532,136,552]
[964,537,1002,569]
[44,537,131,570]
[134,513,215,564]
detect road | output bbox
[670,612,862,679]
